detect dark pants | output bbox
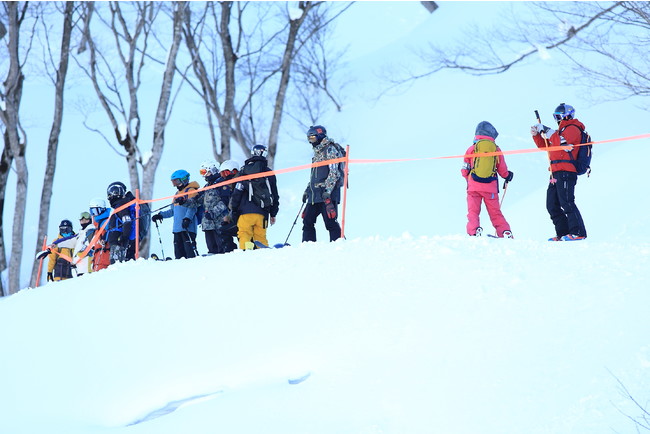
[546,171,587,237]
[173,231,197,259]
[204,229,221,255]
[302,201,341,242]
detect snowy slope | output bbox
[1,236,649,434]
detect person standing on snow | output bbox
[461,121,514,238]
[152,170,201,259]
[216,159,240,253]
[89,197,112,272]
[196,160,230,255]
[106,181,137,263]
[229,145,279,249]
[531,103,587,241]
[302,125,344,243]
[46,219,76,282]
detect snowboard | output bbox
[253,240,288,249]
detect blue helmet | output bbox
[553,103,575,123]
[307,125,327,145]
[171,169,190,189]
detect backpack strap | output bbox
[550,124,582,165]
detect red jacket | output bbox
[533,118,586,173]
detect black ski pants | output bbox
[203,229,221,255]
[302,201,341,242]
[173,231,197,259]
[546,171,587,238]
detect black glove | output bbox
[182,217,191,229]
[204,211,213,220]
[324,198,336,219]
[302,192,307,203]
[152,213,163,224]
[47,272,54,282]
[174,196,186,205]
[322,191,331,202]
[505,171,514,183]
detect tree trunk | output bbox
[267,2,313,168]
[1,2,28,294]
[29,1,74,288]
[141,1,184,257]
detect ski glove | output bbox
[174,196,187,205]
[322,191,331,201]
[152,213,163,224]
[505,171,514,183]
[47,272,54,282]
[302,192,307,203]
[182,218,191,229]
[324,198,336,219]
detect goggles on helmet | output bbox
[220,169,234,178]
[171,178,184,187]
[199,168,211,177]
[90,207,105,217]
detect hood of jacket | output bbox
[474,121,498,141]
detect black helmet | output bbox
[251,144,268,158]
[553,103,575,123]
[307,125,327,145]
[107,181,127,200]
[59,219,73,235]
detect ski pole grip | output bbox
[534,110,541,123]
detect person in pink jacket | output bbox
[461,121,514,238]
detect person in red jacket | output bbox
[531,103,587,241]
[461,121,513,238]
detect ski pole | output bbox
[500,180,509,207]
[153,220,166,259]
[284,202,305,246]
[535,109,556,182]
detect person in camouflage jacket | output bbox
[302,125,343,242]
[197,160,230,254]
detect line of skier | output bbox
[40,125,346,281]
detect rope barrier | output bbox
[45,132,650,268]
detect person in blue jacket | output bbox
[152,170,201,259]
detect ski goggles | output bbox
[553,113,564,122]
[219,169,234,178]
[171,178,185,187]
[90,207,105,217]
[80,211,91,220]
[199,168,212,176]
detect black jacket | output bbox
[229,156,279,221]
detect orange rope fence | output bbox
[44,133,650,267]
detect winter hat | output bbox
[474,121,498,141]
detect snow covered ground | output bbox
[1,233,649,434]
[2,3,650,433]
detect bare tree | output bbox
[75,1,185,257]
[181,1,350,168]
[392,2,650,107]
[0,2,38,294]
[28,1,76,288]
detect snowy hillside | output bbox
[1,236,649,434]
